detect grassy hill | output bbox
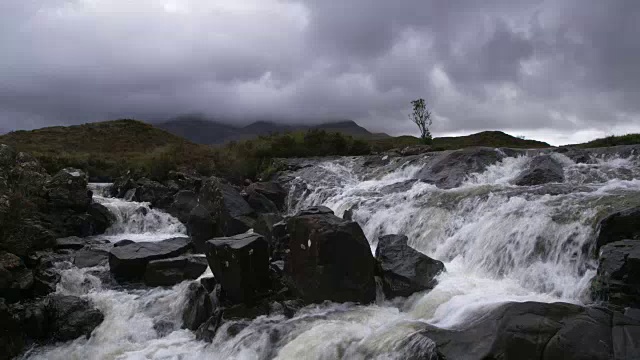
[0,120,217,181]
[370,131,550,152]
[572,134,640,148]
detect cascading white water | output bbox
[22,149,640,359]
[90,190,187,242]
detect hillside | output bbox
[572,133,640,148]
[156,117,389,144]
[0,119,215,181]
[370,131,550,151]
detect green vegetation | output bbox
[0,120,552,183]
[573,133,640,148]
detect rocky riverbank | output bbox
[2,143,640,359]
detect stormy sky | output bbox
[1,0,639,145]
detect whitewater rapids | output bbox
[21,148,640,359]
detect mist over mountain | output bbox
[156,116,389,144]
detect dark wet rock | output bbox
[220,183,255,235]
[1,220,56,258]
[144,255,208,287]
[46,294,104,342]
[187,177,225,252]
[246,191,279,214]
[593,240,640,309]
[113,239,135,247]
[182,281,219,330]
[596,207,640,253]
[423,301,639,360]
[0,251,33,302]
[296,206,334,216]
[375,234,445,298]
[246,182,287,211]
[87,202,115,235]
[380,180,418,194]
[108,237,192,282]
[32,267,60,297]
[253,213,284,242]
[188,205,222,253]
[152,319,176,337]
[514,155,565,186]
[415,147,504,189]
[45,168,90,211]
[195,309,224,342]
[168,190,199,224]
[284,209,377,304]
[134,177,175,209]
[74,245,111,268]
[205,233,270,303]
[54,236,86,250]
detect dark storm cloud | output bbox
[0,0,639,144]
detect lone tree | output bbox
[409,98,432,145]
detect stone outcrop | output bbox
[108,237,192,282]
[375,234,445,298]
[415,147,504,189]
[514,154,565,186]
[143,255,208,287]
[596,207,640,253]
[593,240,640,309]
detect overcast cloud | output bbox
[1,0,639,145]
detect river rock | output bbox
[415,147,504,189]
[246,191,279,214]
[87,202,115,234]
[253,213,283,242]
[133,177,175,209]
[375,234,445,298]
[1,220,55,258]
[514,155,565,186]
[54,236,86,250]
[187,177,225,252]
[45,168,91,211]
[219,183,255,236]
[168,190,199,224]
[246,182,287,211]
[592,240,640,309]
[46,294,104,342]
[144,255,208,287]
[284,209,377,304]
[205,233,270,303]
[596,207,640,252]
[0,251,33,302]
[423,301,640,360]
[108,237,192,281]
[74,245,111,268]
[182,281,219,330]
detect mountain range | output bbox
[155,116,389,144]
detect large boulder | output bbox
[0,251,33,302]
[246,182,287,211]
[108,237,192,281]
[415,147,504,189]
[284,209,377,304]
[1,219,55,257]
[143,255,208,287]
[74,244,111,268]
[219,183,255,236]
[187,177,226,252]
[182,281,219,331]
[133,177,176,209]
[46,295,104,342]
[423,301,640,360]
[205,233,270,303]
[87,202,115,235]
[45,168,91,211]
[168,190,199,224]
[514,155,565,186]
[375,234,445,298]
[596,207,640,253]
[592,240,640,309]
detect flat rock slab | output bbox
[109,237,192,282]
[144,255,208,287]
